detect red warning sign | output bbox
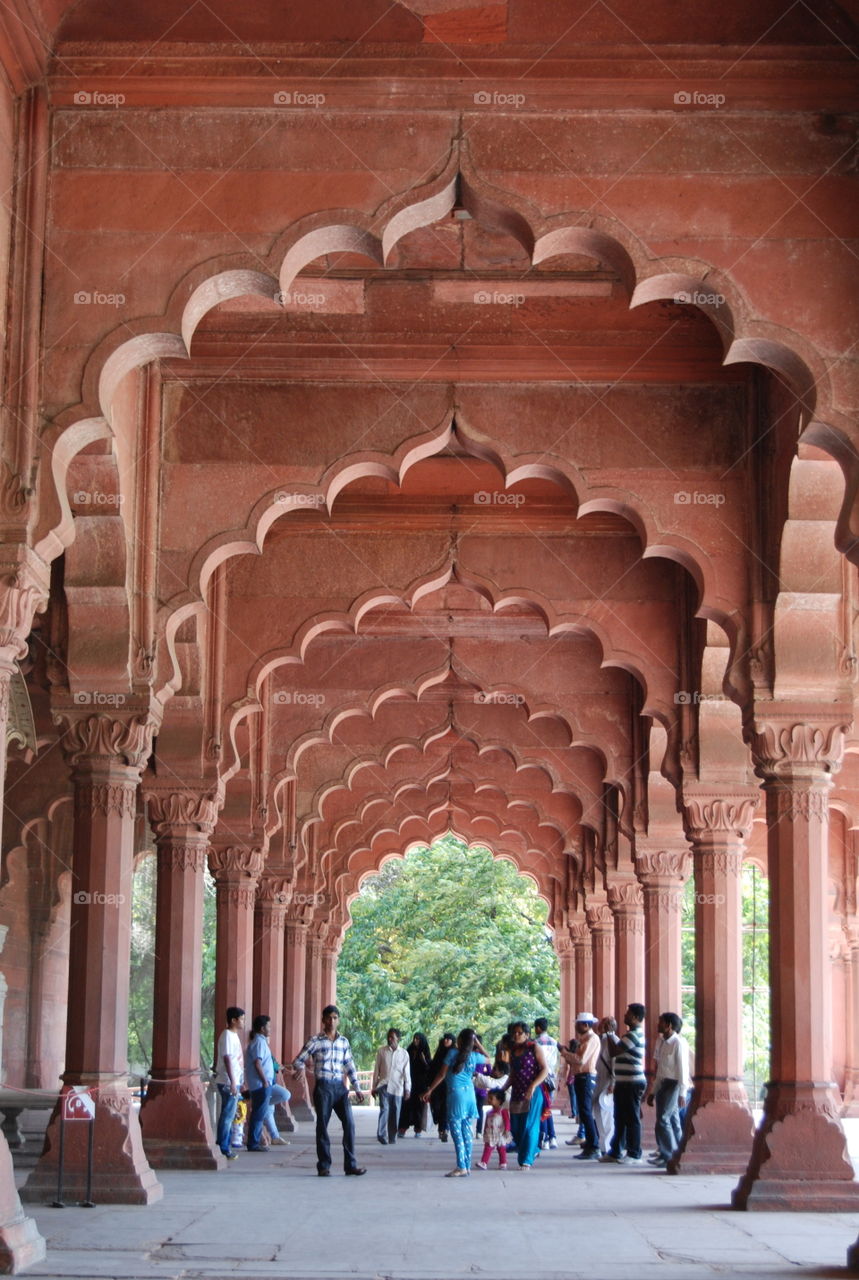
[63,1088,95,1121]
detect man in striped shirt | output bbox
[600,1003,647,1164]
[292,1005,367,1177]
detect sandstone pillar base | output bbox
[141,1077,225,1171]
[290,1073,315,1122]
[22,1084,163,1206]
[669,1092,754,1175]
[0,1135,45,1272]
[732,1084,859,1211]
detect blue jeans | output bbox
[573,1073,598,1151]
[654,1078,682,1160]
[216,1084,238,1155]
[265,1083,291,1139]
[248,1084,272,1149]
[313,1079,358,1173]
[509,1089,542,1167]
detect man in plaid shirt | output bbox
[292,1005,367,1176]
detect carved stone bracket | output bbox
[569,920,590,946]
[607,880,644,910]
[586,902,613,930]
[146,790,221,839]
[683,794,760,843]
[56,711,158,772]
[636,848,691,883]
[208,845,265,881]
[750,712,850,779]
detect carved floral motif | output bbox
[0,573,46,660]
[147,790,220,836]
[59,713,155,770]
[771,786,830,823]
[586,903,613,929]
[752,718,849,777]
[607,880,644,910]
[74,781,137,820]
[636,848,691,882]
[157,844,207,874]
[208,845,265,880]
[697,849,744,878]
[684,795,759,840]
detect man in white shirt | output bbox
[533,1017,559,1149]
[646,1011,692,1166]
[371,1028,411,1145]
[214,1006,245,1160]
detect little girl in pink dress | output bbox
[477,1088,511,1169]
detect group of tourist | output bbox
[215,1000,693,1179]
[213,1007,294,1159]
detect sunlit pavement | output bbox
[17,1110,859,1279]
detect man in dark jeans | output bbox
[291,1005,367,1176]
[601,1002,647,1164]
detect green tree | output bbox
[336,835,560,1068]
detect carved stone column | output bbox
[23,710,163,1205]
[555,932,576,1041]
[587,901,615,1018]
[283,919,312,1119]
[608,878,645,1022]
[570,918,592,1016]
[140,790,223,1171]
[208,843,263,1034]
[0,570,45,850]
[321,938,341,1013]
[842,926,859,1117]
[253,879,289,1058]
[637,846,690,1040]
[304,929,326,1042]
[672,792,758,1174]
[735,712,859,1211]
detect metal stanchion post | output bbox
[50,1109,65,1207]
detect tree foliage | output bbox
[336,835,560,1069]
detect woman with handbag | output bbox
[502,1021,549,1169]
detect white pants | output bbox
[594,1087,614,1154]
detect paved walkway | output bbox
[16,1110,859,1279]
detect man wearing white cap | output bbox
[559,1013,600,1160]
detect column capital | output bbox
[683,790,760,844]
[208,845,265,881]
[748,705,851,780]
[569,919,590,946]
[586,902,613,931]
[636,846,691,884]
[146,788,221,840]
[54,706,159,772]
[607,877,643,909]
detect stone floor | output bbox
[14,1110,859,1280]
